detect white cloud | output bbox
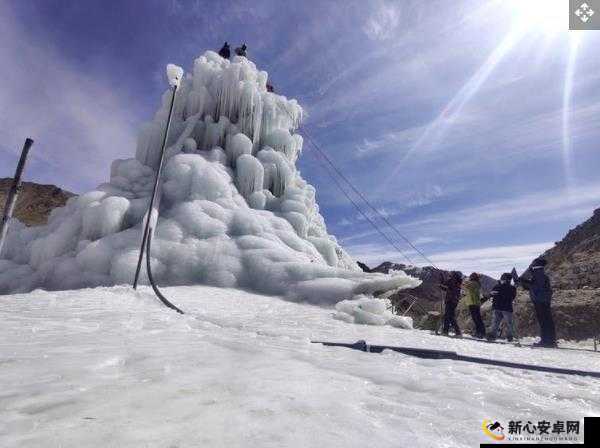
[354,125,423,157]
[406,182,600,234]
[0,3,138,192]
[428,242,554,279]
[363,1,401,41]
[412,236,438,246]
[346,241,554,279]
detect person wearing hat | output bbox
[218,42,231,59]
[463,272,486,338]
[440,271,463,336]
[519,257,556,347]
[235,43,247,57]
[487,273,517,342]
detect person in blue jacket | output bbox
[519,257,556,347]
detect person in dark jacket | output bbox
[519,257,556,347]
[440,271,463,336]
[218,42,231,59]
[487,273,517,341]
[463,272,485,338]
[235,43,247,57]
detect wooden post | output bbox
[0,138,34,257]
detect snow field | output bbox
[1,286,598,447]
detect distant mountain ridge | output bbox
[358,260,497,309]
[0,178,74,226]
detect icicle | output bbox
[216,64,241,121]
[202,116,230,150]
[235,154,264,198]
[135,122,164,168]
[238,81,263,149]
[226,133,252,168]
[263,129,303,163]
[257,148,292,197]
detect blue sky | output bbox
[1,0,599,277]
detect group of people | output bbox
[218,41,247,59]
[440,257,556,348]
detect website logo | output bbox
[482,420,505,441]
[481,418,583,444]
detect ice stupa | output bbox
[0,51,419,303]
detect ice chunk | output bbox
[226,133,252,167]
[235,154,264,199]
[334,296,413,328]
[247,191,267,210]
[202,116,230,150]
[264,129,303,163]
[166,64,184,88]
[257,148,292,197]
[206,147,227,164]
[183,138,198,153]
[82,197,130,241]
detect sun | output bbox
[507,0,567,35]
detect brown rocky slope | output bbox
[0,178,74,226]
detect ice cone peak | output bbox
[0,51,419,302]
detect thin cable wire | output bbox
[306,147,415,265]
[301,127,439,269]
[274,98,436,268]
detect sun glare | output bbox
[508,0,567,35]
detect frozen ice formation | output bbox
[0,51,420,303]
[166,64,184,88]
[334,296,414,328]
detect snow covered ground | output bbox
[1,286,598,447]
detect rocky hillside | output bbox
[542,207,600,289]
[0,178,74,226]
[491,207,600,341]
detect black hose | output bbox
[145,227,184,314]
[312,340,600,379]
[456,353,600,379]
[133,85,178,289]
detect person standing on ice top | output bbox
[463,272,486,338]
[487,273,517,342]
[235,43,247,57]
[519,257,557,347]
[218,42,230,59]
[440,271,463,337]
